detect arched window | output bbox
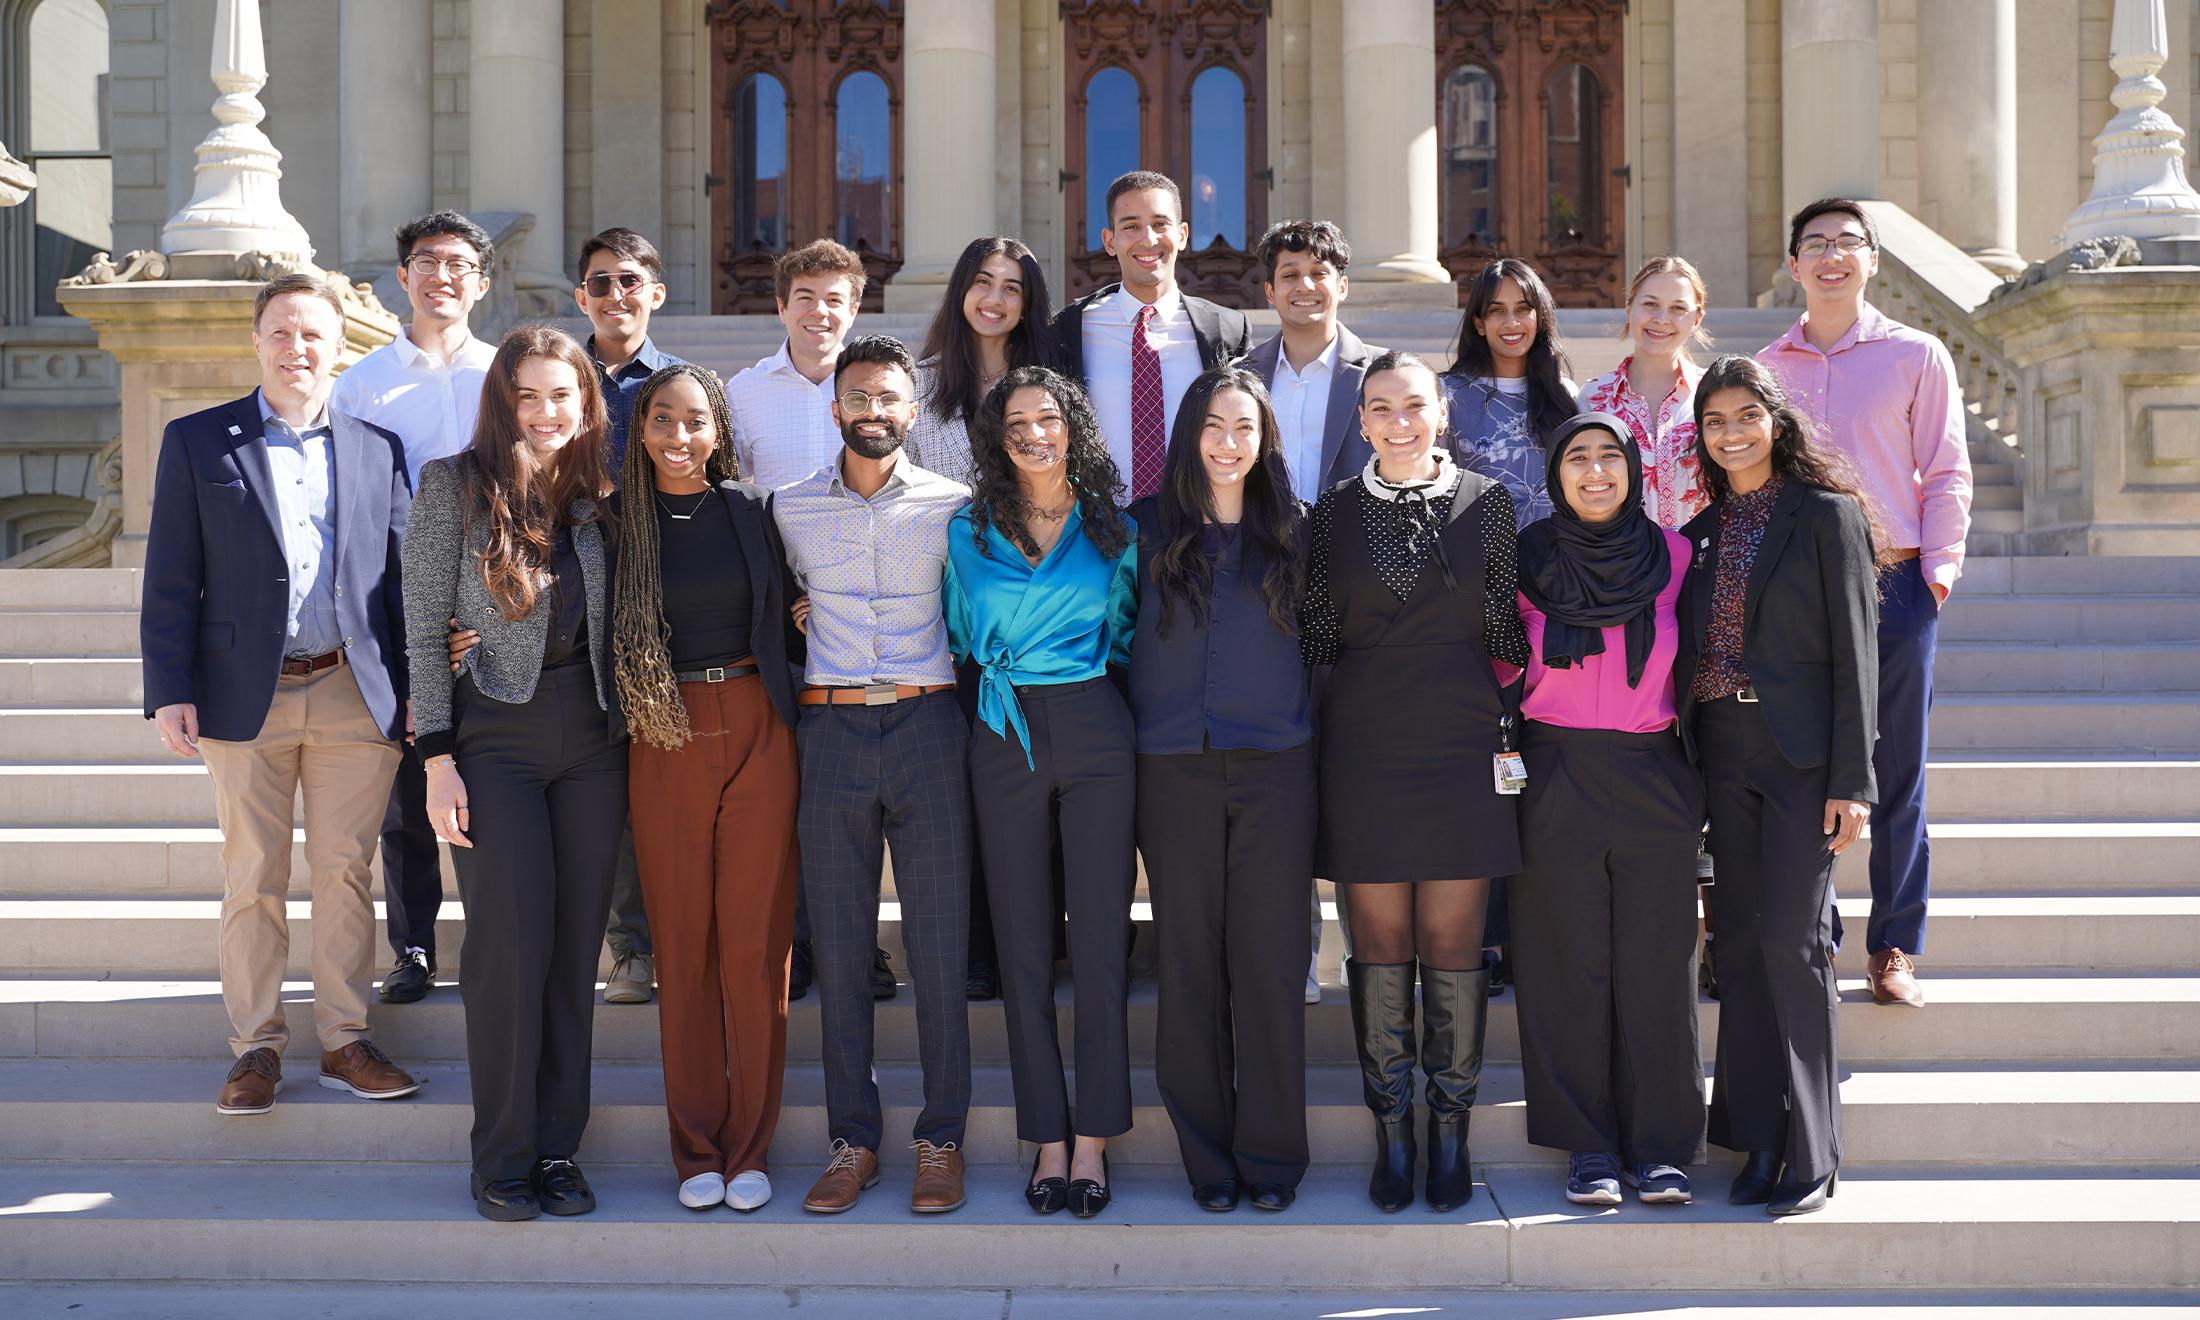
[1187,66,1247,250]
[7,0,111,322]
[729,72,788,251]
[833,71,892,253]
[1082,67,1141,249]
[1544,63,1604,244]
[1440,64,1497,251]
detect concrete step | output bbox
[1935,595,2200,643]
[0,568,141,609]
[1930,693,2200,754]
[9,974,2196,1066]
[1931,640,2200,694]
[1,1059,2189,1169]
[1973,484,2022,511]
[1960,556,2200,596]
[2,1159,2191,1291]
[0,657,143,706]
[0,610,142,659]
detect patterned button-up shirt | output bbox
[1690,477,1784,704]
[1579,356,1708,530]
[770,453,971,687]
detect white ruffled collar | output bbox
[1359,449,1462,503]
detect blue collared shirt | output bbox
[589,334,684,469]
[258,389,345,657]
[944,502,1138,768]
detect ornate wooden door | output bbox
[707,1,905,312]
[1436,1,1627,306]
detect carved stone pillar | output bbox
[338,0,433,273]
[159,0,315,260]
[1779,0,1879,217]
[1339,0,1452,293]
[470,0,566,304]
[1920,0,2021,276]
[885,0,997,311]
[2062,0,2200,259]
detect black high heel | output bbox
[1728,1151,1782,1205]
[1024,1147,1068,1216]
[1767,1167,1838,1216]
[1068,1150,1112,1219]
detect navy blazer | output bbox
[1247,323,1382,494]
[1050,282,1253,382]
[140,391,412,742]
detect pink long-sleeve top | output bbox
[1757,301,1974,591]
[1516,530,1691,734]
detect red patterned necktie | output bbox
[1130,303,1166,500]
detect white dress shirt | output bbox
[328,325,495,492]
[1270,332,1340,504]
[1082,286,1203,487]
[729,340,844,490]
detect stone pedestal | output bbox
[1973,267,2200,555]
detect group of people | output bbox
[140,168,1971,1226]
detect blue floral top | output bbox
[1440,374,1574,530]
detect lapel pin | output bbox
[227,425,243,436]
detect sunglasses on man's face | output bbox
[583,271,654,297]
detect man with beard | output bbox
[769,335,976,1216]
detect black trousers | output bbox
[1514,723,1705,1164]
[1138,740,1315,1188]
[1694,695,1843,1183]
[954,660,998,970]
[379,741,444,959]
[449,666,628,1181]
[972,677,1137,1143]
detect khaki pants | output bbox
[198,661,401,1057]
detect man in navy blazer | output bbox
[141,272,424,1116]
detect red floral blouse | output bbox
[1579,356,1709,530]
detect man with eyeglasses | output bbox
[575,227,689,472]
[331,209,500,1006]
[1758,197,1974,1009]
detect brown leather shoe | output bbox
[318,1039,422,1099]
[1869,948,1925,1006]
[803,1139,880,1214]
[910,1140,966,1214]
[216,1047,283,1115]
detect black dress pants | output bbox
[1514,722,1705,1165]
[450,666,628,1181]
[380,741,444,960]
[972,677,1137,1143]
[1694,695,1843,1183]
[1138,740,1315,1188]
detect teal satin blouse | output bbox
[944,501,1139,768]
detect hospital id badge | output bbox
[1493,751,1527,795]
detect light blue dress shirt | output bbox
[258,390,344,657]
[944,501,1138,769]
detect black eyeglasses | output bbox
[583,271,654,297]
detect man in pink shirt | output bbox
[1758,198,1973,1008]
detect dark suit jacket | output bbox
[1247,323,1382,494]
[140,391,411,742]
[1675,481,1881,804]
[701,478,806,728]
[1050,282,1253,383]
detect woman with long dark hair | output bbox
[910,236,1054,487]
[1677,354,1882,1217]
[1440,257,1580,529]
[1301,350,1528,1215]
[945,365,1138,1219]
[1129,365,1313,1214]
[403,324,624,1222]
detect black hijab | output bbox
[1516,412,1672,687]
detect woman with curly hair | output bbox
[944,364,1138,1219]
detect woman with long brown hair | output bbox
[402,323,625,1222]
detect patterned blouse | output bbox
[1579,356,1709,530]
[1439,375,1559,529]
[906,357,980,488]
[1690,476,1785,704]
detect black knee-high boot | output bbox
[1421,964,1491,1211]
[1346,959,1417,1212]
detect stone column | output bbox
[1919,0,2021,275]
[1780,0,1879,218]
[470,0,565,301]
[338,0,433,274]
[160,0,315,259]
[885,0,998,310]
[1339,0,1452,293]
[1674,0,1750,301]
[2063,0,2200,259]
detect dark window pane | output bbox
[32,157,111,317]
[1544,63,1603,243]
[1440,64,1497,250]
[28,0,109,154]
[732,72,789,252]
[834,71,892,253]
[1083,66,1141,248]
[1188,66,1246,249]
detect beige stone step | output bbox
[1930,641,2200,694]
[0,657,143,705]
[0,610,142,658]
[1929,693,2200,754]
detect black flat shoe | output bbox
[530,1158,597,1215]
[378,950,434,1004]
[1483,948,1509,997]
[1728,1151,1782,1205]
[1192,1180,1240,1212]
[1768,1168,1838,1216]
[1248,1182,1296,1212]
[1024,1149,1068,1216]
[471,1172,540,1222]
[965,960,1001,1001]
[788,939,814,1002]
[870,947,898,1000]
[1068,1152,1111,1219]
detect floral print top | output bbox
[1439,375,1565,530]
[1689,476,1784,704]
[1579,356,1709,530]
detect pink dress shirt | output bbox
[1756,302,1974,591]
[1516,530,1690,734]
[1578,356,1709,530]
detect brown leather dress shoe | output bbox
[216,1047,283,1115]
[318,1039,423,1099]
[910,1140,966,1214]
[1869,948,1925,1006]
[803,1140,880,1214]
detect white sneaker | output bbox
[726,1169,772,1212]
[678,1171,725,1209]
[1304,972,1323,1005]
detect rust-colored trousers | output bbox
[628,673,800,1179]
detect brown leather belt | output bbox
[797,682,955,707]
[1884,547,1921,562]
[280,649,345,677]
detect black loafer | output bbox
[1248,1182,1296,1212]
[1728,1151,1782,1205]
[1192,1180,1240,1212]
[965,961,1001,1001]
[531,1158,597,1216]
[1068,1152,1112,1219]
[789,940,815,1002]
[870,947,898,1000]
[1024,1150,1068,1216]
[471,1172,540,1222]
[378,951,434,1004]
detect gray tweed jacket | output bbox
[401,454,616,760]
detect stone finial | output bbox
[0,138,34,209]
[2061,0,2200,251]
[158,0,315,259]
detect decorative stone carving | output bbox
[0,438,124,570]
[0,139,34,209]
[62,250,172,287]
[2061,0,2200,252]
[1991,236,2146,300]
[159,0,316,260]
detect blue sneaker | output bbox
[1565,1151,1624,1206]
[1625,1161,1693,1204]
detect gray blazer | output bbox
[401,454,616,760]
[1247,323,1382,495]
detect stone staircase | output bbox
[0,559,2196,1297]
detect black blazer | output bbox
[703,479,806,728]
[1050,282,1253,382]
[1675,481,1880,804]
[1247,323,1383,493]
